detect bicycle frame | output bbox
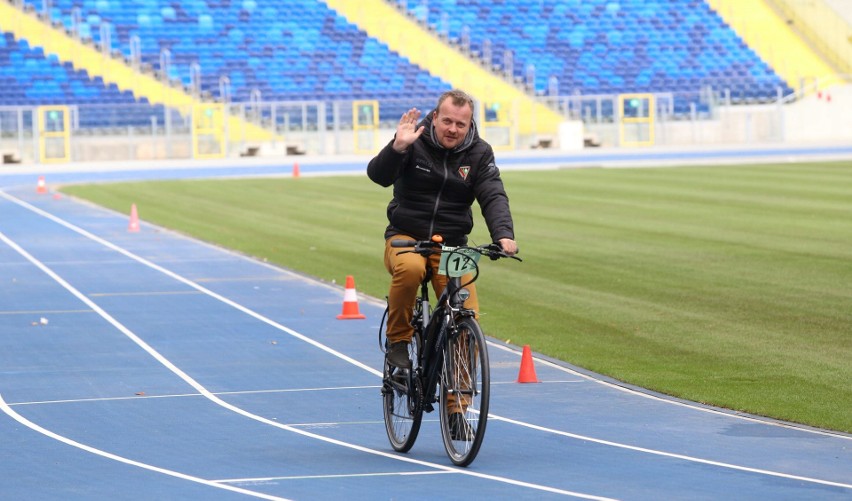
[417,273,474,413]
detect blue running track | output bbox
[1,147,851,500]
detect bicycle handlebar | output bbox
[390,239,420,248]
[391,238,522,262]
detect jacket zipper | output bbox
[428,151,449,239]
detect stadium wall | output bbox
[2,92,850,165]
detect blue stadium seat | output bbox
[0,33,138,109]
[394,0,791,107]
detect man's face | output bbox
[433,100,472,149]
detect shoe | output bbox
[386,341,411,369]
[449,412,474,441]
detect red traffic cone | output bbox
[293,162,300,178]
[336,275,366,319]
[517,344,540,383]
[128,203,140,233]
[36,176,48,194]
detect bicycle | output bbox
[379,236,521,466]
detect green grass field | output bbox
[62,161,852,433]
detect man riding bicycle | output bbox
[367,89,518,427]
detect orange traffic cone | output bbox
[517,344,540,383]
[36,176,47,194]
[292,162,300,178]
[128,203,140,233]
[336,275,366,319]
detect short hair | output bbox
[436,89,474,116]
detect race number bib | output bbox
[438,247,480,277]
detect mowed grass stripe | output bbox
[62,161,852,433]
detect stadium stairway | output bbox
[0,1,279,146]
[705,0,840,92]
[321,0,564,139]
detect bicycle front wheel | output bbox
[439,317,490,466]
[383,333,423,452]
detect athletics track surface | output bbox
[1,145,851,500]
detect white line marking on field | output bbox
[487,342,852,441]
[486,413,852,490]
[216,470,454,484]
[88,290,204,297]
[0,309,93,315]
[9,385,382,407]
[0,394,290,501]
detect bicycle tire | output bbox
[383,331,423,452]
[438,317,490,466]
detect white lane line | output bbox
[9,385,383,407]
[88,290,204,297]
[487,342,852,441]
[216,470,455,484]
[0,203,614,500]
[0,309,93,315]
[487,412,852,490]
[0,394,290,501]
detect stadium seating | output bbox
[0,32,138,107]
[395,0,792,106]
[21,0,450,109]
[0,32,165,128]
[4,0,792,123]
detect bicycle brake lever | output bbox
[485,243,508,260]
[485,243,522,261]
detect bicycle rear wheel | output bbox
[382,333,423,452]
[439,317,490,466]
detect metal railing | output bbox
[4,89,829,165]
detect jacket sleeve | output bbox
[472,146,515,242]
[367,138,407,187]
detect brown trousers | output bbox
[383,235,479,344]
[383,235,478,414]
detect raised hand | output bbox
[392,108,426,153]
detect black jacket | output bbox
[367,110,514,246]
